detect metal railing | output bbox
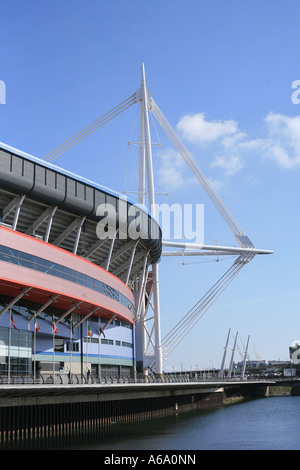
[0,373,267,386]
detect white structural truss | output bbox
[133,64,272,375]
[42,64,273,376]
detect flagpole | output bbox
[8,308,11,383]
[34,319,36,382]
[86,321,88,382]
[52,316,55,383]
[98,317,101,381]
[97,320,107,380]
[69,315,73,383]
[27,312,30,378]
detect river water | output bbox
[66,395,300,451]
[5,395,300,450]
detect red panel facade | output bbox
[0,226,135,323]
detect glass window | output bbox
[0,326,32,375]
[18,252,35,269]
[0,245,18,264]
[94,280,103,293]
[83,337,98,344]
[35,257,50,273]
[102,284,109,296]
[85,276,94,289]
[103,284,119,301]
[50,262,63,278]
[66,342,79,352]
[75,271,85,286]
[101,338,113,345]
[0,245,134,313]
[63,266,75,282]
[54,338,64,352]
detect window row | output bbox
[0,244,134,311]
[102,318,132,329]
[82,337,133,348]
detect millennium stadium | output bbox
[0,65,272,384]
[0,141,161,381]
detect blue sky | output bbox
[1,0,300,371]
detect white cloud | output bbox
[175,112,245,177]
[224,112,300,170]
[157,111,300,194]
[177,110,300,176]
[158,148,191,191]
[177,113,238,144]
[221,131,247,149]
[261,112,300,169]
[211,154,244,176]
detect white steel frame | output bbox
[133,64,272,376]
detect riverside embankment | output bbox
[0,377,273,443]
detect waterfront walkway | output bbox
[0,373,277,442]
[0,372,271,386]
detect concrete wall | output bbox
[0,380,271,443]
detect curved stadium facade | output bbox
[0,142,161,380]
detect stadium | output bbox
[0,141,162,381]
[0,65,271,384]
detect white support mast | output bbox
[241,335,250,379]
[219,328,231,378]
[138,86,145,206]
[228,331,238,378]
[138,63,163,377]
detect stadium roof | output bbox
[0,142,162,284]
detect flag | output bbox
[11,315,17,330]
[34,319,40,333]
[87,322,92,337]
[99,326,105,338]
[52,321,58,335]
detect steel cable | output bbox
[42,94,136,162]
